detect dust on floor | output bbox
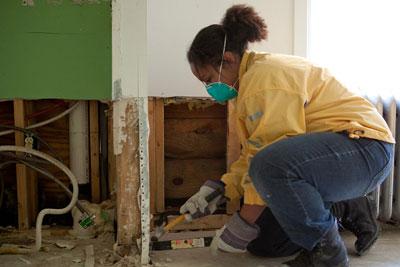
[151,230,400,267]
[2,228,400,267]
[0,227,139,267]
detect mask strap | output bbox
[217,34,227,82]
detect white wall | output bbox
[148,0,295,97]
[112,0,147,99]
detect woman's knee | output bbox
[249,149,287,186]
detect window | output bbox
[308,0,400,97]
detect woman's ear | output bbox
[223,51,238,64]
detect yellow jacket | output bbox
[221,51,395,206]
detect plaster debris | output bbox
[84,245,95,267]
[55,240,76,250]
[18,257,31,265]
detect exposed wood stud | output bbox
[13,99,30,230]
[155,98,165,213]
[148,98,157,213]
[107,104,117,195]
[115,99,141,246]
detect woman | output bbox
[180,4,394,267]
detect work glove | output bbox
[212,212,260,253]
[180,180,226,221]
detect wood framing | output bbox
[149,98,165,213]
[167,214,231,231]
[148,98,156,213]
[115,99,141,246]
[226,100,241,214]
[13,99,30,229]
[107,104,117,195]
[149,99,241,217]
[89,100,101,203]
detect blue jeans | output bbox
[249,132,394,250]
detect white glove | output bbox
[212,212,260,253]
[180,180,226,221]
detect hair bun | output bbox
[222,4,268,43]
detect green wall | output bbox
[0,0,111,100]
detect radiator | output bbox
[366,96,399,222]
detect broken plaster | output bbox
[112,98,138,155]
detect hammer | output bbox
[151,188,223,242]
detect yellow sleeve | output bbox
[221,154,246,202]
[240,89,307,205]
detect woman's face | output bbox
[190,52,241,89]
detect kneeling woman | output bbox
[180,4,394,267]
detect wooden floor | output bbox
[151,230,400,267]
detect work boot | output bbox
[331,196,379,256]
[282,223,349,267]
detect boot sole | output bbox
[356,228,379,256]
[356,198,380,256]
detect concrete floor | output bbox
[151,230,400,267]
[1,228,399,266]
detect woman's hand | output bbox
[239,204,266,224]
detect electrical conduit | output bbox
[0,146,78,251]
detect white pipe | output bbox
[69,101,89,184]
[0,146,78,251]
[0,102,80,137]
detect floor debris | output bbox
[0,244,31,254]
[72,258,82,263]
[84,244,95,267]
[18,256,31,265]
[55,240,76,250]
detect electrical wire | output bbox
[0,101,79,137]
[20,160,89,215]
[0,155,90,216]
[0,146,78,251]
[0,125,63,162]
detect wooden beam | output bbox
[13,99,30,230]
[89,100,101,204]
[155,98,165,213]
[226,100,241,214]
[167,214,231,231]
[107,104,117,195]
[115,99,141,246]
[148,98,156,213]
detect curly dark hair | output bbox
[187,4,268,67]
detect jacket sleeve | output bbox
[221,153,247,202]
[239,89,307,205]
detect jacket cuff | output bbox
[220,212,260,250]
[204,180,225,192]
